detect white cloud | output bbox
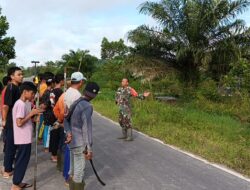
[0,0,151,67]
[1,0,249,68]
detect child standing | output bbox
[40,74,55,152]
[11,82,42,190]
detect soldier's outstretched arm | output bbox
[130,87,150,100]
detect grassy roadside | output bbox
[93,89,250,177]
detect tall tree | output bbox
[0,8,16,70]
[101,37,129,60]
[128,0,250,85]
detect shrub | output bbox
[197,79,221,101]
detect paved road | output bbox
[1,112,250,190]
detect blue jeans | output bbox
[63,145,70,181]
[69,146,86,183]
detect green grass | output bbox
[93,89,250,177]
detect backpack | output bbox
[65,97,87,121]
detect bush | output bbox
[197,79,221,101]
[151,74,183,97]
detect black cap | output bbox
[84,82,100,98]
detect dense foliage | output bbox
[0,8,16,72]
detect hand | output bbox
[84,151,93,160]
[2,120,6,128]
[30,108,43,117]
[65,133,72,144]
[39,104,47,110]
[143,91,150,97]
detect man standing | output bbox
[115,78,150,141]
[0,76,11,144]
[49,74,64,162]
[65,82,100,190]
[2,67,23,178]
[64,71,86,184]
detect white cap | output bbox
[71,72,87,82]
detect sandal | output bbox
[18,183,33,188]
[2,171,13,179]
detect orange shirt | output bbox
[53,93,65,123]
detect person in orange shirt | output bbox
[53,93,65,123]
[38,74,47,98]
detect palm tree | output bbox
[59,49,98,78]
[128,0,250,85]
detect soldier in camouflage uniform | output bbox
[115,78,150,141]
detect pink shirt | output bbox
[13,99,33,145]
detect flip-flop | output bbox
[18,183,33,188]
[2,171,13,179]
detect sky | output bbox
[0,0,250,68]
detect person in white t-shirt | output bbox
[64,72,87,183]
[11,82,43,190]
[64,72,87,114]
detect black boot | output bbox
[69,178,74,190]
[61,151,65,172]
[73,181,85,190]
[117,128,127,139]
[56,151,61,171]
[124,128,133,141]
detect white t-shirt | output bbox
[13,99,33,144]
[64,87,81,112]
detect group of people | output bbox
[0,66,149,190]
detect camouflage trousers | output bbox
[118,111,132,129]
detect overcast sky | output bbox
[0,0,249,67]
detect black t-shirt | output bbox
[4,83,21,127]
[41,89,51,105]
[51,88,63,105]
[42,88,63,125]
[43,107,57,125]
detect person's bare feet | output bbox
[51,156,57,162]
[44,148,49,153]
[11,184,21,190]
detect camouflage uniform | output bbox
[115,86,144,140]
